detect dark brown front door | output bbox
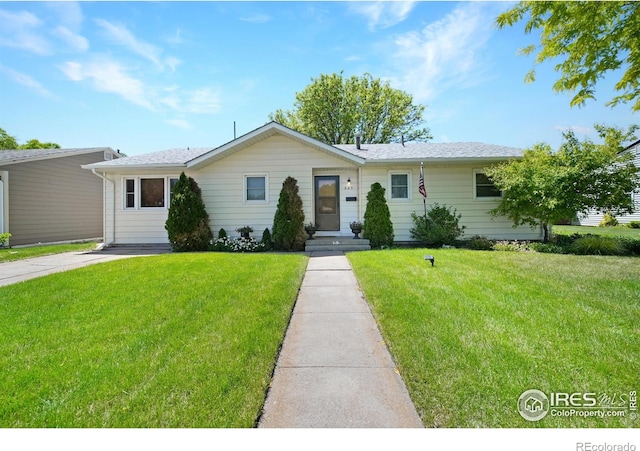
[315,176,340,231]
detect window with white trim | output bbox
[245,174,268,202]
[123,176,178,210]
[169,177,179,205]
[474,170,502,199]
[389,171,411,200]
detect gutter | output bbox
[91,169,116,246]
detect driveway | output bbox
[0,245,171,287]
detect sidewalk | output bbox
[0,245,170,287]
[259,252,423,428]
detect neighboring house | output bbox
[0,147,121,246]
[82,122,542,246]
[576,139,640,226]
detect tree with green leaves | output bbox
[272,176,306,251]
[0,128,19,150]
[0,127,60,149]
[165,172,213,252]
[269,72,431,144]
[496,1,640,111]
[486,125,640,242]
[363,182,394,248]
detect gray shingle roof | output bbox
[335,142,524,161]
[0,147,116,164]
[85,147,213,168]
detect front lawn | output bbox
[0,242,98,263]
[348,249,639,427]
[0,253,308,427]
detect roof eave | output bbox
[362,156,522,165]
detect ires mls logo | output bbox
[518,389,550,421]
[518,389,635,422]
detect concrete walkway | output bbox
[259,252,423,428]
[0,245,170,287]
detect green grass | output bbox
[0,242,98,263]
[0,253,308,427]
[554,224,640,238]
[348,249,639,428]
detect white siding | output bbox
[107,135,359,244]
[197,135,358,238]
[578,143,640,225]
[361,164,542,242]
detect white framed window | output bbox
[474,170,502,199]
[388,171,411,200]
[168,177,179,205]
[244,174,268,203]
[123,176,179,210]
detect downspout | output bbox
[91,169,116,246]
[358,166,363,221]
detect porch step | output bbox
[304,237,371,252]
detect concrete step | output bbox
[305,237,371,252]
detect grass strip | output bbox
[0,253,308,427]
[348,249,639,427]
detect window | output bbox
[389,172,411,200]
[474,171,501,198]
[245,175,267,202]
[123,177,178,210]
[169,177,179,205]
[140,178,165,207]
[125,179,135,209]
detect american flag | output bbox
[418,164,427,198]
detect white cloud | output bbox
[60,57,221,115]
[165,119,193,130]
[350,1,416,31]
[388,3,496,103]
[240,14,271,24]
[94,19,176,71]
[53,26,89,52]
[46,1,84,30]
[0,64,54,98]
[60,59,154,110]
[0,9,50,54]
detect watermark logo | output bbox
[518,389,549,421]
[518,388,637,422]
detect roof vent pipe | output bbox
[356,133,361,150]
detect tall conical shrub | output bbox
[363,182,394,248]
[165,172,213,251]
[272,176,306,251]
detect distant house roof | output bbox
[0,147,119,166]
[83,122,524,171]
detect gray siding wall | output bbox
[0,152,105,246]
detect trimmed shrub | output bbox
[272,176,306,251]
[628,221,640,229]
[569,236,625,255]
[617,237,640,256]
[466,235,494,251]
[0,232,11,247]
[165,172,213,252]
[550,232,581,248]
[261,228,273,251]
[599,212,619,227]
[218,228,227,239]
[363,182,394,248]
[410,203,465,247]
[529,242,565,254]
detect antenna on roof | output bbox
[234,121,237,140]
[401,135,405,147]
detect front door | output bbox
[315,176,340,231]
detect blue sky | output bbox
[0,1,636,156]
